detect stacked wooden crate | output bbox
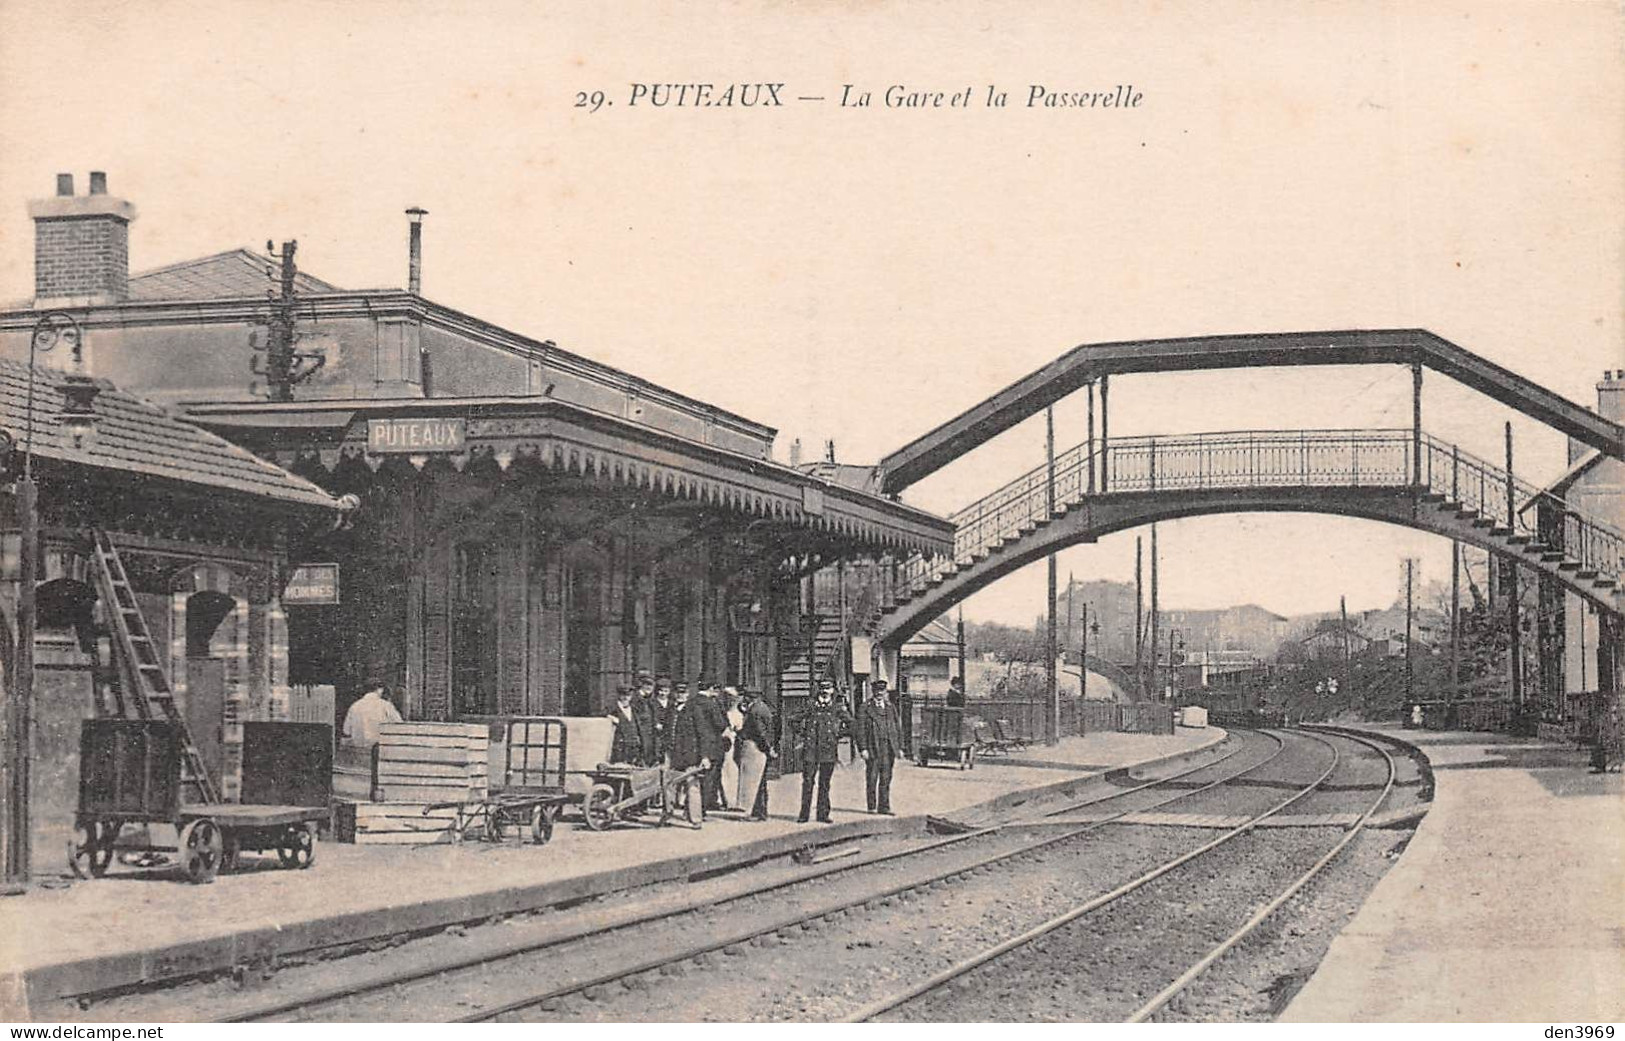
[334,722,489,844]
[374,722,489,803]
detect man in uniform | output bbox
[946,675,967,709]
[795,679,853,823]
[858,679,903,815]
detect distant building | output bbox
[899,615,961,697]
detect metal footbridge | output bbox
[874,427,1624,645]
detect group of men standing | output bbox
[609,672,778,821]
[608,671,910,825]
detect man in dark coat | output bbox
[608,686,649,765]
[631,670,660,764]
[738,688,777,820]
[795,679,853,823]
[648,675,674,762]
[858,679,903,814]
[694,680,730,810]
[666,684,711,821]
[946,675,967,709]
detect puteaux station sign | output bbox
[367,417,466,454]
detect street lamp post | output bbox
[4,312,91,890]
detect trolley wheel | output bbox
[531,803,556,845]
[68,820,119,879]
[276,823,317,869]
[177,818,224,884]
[584,784,617,831]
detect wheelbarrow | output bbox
[582,763,706,831]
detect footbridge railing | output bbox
[898,427,1624,601]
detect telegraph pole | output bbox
[1046,405,1059,744]
[1081,602,1090,704]
[1134,536,1145,699]
[1340,594,1354,713]
[1150,524,1161,701]
[956,604,966,693]
[1405,558,1416,706]
[1505,422,1522,712]
[1450,540,1461,701]
[1086,380,1097,494]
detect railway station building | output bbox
[0,174,952,748]
[0,352,343,866]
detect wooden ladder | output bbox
[90,530,218,805]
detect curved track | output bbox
[852,727,1399,1022]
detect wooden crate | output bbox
[333,800,464,845]
[374,723,489,804]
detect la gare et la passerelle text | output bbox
[572,83,1143,113]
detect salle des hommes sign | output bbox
[367,417,466,453]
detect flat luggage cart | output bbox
[70,719,329,884]
[582,763,706,831]
[915,707,975,770]
[425,717,573,844]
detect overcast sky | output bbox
[2,0,1619,625]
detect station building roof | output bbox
[0,358,341,511]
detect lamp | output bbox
[58,373,101,450]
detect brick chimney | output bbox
[1598,369,1624,425]
[28,171,137,306]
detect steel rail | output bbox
[453,730,1287,1024]
[213,731,1261,1022]
[1124,727,1400,1022]
[840,727,1344,1023]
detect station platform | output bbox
[1283,725,1624,1023]
[0,726,1222,1019]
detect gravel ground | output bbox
[507,823,1206,1022]
[879,827,1349,1021]
[1152,828,1414,1021]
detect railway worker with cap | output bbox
[858,679,903,815]
[795,679,854,823]
[342,677,402,750]
[946,675,967,709]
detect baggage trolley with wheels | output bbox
[424,717,574,844]
[70,719,330,884]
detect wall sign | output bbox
[284,563,340,605]
[367,417,466,453]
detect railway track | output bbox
[848,727,1400,1022]
[181,729,1274,1022]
